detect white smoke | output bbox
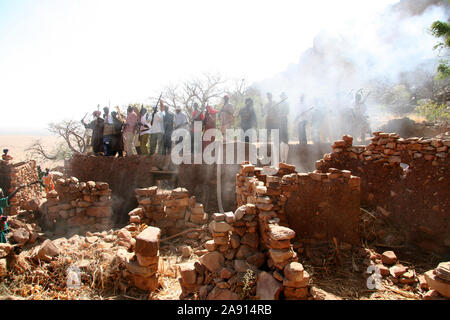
[255,0,448,141]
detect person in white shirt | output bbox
[149,102,165,155]
[174,107,189,145]
[139,107,151,155]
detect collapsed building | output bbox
[0,131,448,300]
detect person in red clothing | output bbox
[191,103,205,154]
[202,105,219,149]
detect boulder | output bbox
[284,262,304,282]
[310,286,341,300]
[135,227,161,257]
[436,262,450,282]
[256,271,282,300]
[268,225,295,241]
[37,239,60,262]
[425,270,450,298]
[207,288,239,300]
[12,228,30,246]
[381,251,397,265]
[199,251,224,273]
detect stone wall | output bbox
[42,177,114,233]
[129,187,209,237]
[178,163,315,300]
[0,161,40,215]
[236,162,361,245]
[316,133,450,253]
[122,226,161,292]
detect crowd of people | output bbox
[81,90,370,161]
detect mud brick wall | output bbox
[42,178,113,233]
[0,161,40,215]
[316,133,450,253]
[236,162,361,245]
[129,187,209,237]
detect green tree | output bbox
[430,20,450,80]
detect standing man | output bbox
[218,94,234,139]
[263,92,276,140]
[111,111,124,157]
[202,105,219,149]
[174,106,189,145]
[102,107,115,156]
[295,95,309,144]
[123,106,138,156]
[278,92,290,163]
[133,106,142,155]
[163,103,175,155]
[191,103,205,154]
[239,98,257,143]
[139,107,151,155]
[82,111,104,154]
[149,102,165,155]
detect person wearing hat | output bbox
[219,94,235,139]
[81,110,104,154]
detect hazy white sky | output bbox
[0,0,399,133]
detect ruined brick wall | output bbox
[42,177,113,233]
[236,162,361,245]
[316,133,450,253]
[129,187,209,236]
[0,161,40,215]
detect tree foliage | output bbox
[430,20,450,80]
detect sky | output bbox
[0,0,401,134]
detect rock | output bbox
[234,260,257,273]
[256,271,282,300]
[418,275,428,290]
[207,287,239,300]
[0,259,7,277]
[268,248,294,264]
[310,286,341,300]
[37,239,60,262]
[376,264,390,277]
[125,259,158,277]
[179,263,197,285]
[199,251,225,273]
[209,221,232,233]
[12,228,30,246]
[381,251,397,265]
[435,262,450,282]
[224,212,235,224]
[247,252,266,268]
[130,274,159,292]
[0,244,13,258]
[180,245,193,258]
[135,227,161,257]
[268,225,295,241]
[129,215,141,224]
[136,254,159,267]
[390,264,408,278]
[234,206,246,221]
[423,289,442,300]
[204,240,216,252]
[425,270,450,298]
[284,262,304,282]
[220,267,234,279]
